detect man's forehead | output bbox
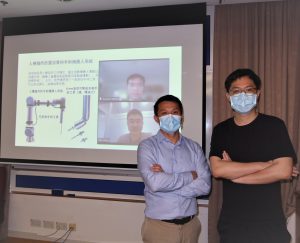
[128,78,143,84]
[231,76,254,86]
[128,115,142,120]
[158,102,180,111]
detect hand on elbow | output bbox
[292,166,299,178]
[151,164,164,173]
[284,166,299,180]
[191,171,198,180]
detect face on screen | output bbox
[127,113,143,134]
[127,77,145,101]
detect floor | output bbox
[0,238,49,243]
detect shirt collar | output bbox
[156,130,184,145]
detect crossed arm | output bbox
[150,161,211,197]
[210,151,298,184]
[138,143,211,197]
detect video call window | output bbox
[98,59,169,145]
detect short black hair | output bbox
[225,68,261,92]
[127,109,143,120]
[154,95,183,116]
[127,73,145,85]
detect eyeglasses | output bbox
[229,87,257,96]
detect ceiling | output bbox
[0,0,280,20]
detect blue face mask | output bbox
[230,93,257,114]
[159,114,181,134]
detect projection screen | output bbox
[0,3,206,167]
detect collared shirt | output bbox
[137,131,211,220]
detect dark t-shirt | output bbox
[209,113,297,223]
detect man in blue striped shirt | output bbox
[138,94,211,243]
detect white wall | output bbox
[9,193,145,243]
[8,180,208,243]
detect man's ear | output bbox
[181,116,184,129]
[225,92,231,102]
[154,115,160,124]
[256,90,261,99]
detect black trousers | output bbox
[218,220,291,243]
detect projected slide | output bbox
[1,19,204,165]
[15,47,181,150]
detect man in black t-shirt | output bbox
[209,68,298,243]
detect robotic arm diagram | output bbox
[25,96,66,142]
[25,95,91,143]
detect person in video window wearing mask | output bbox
[209,68,298,243]
[138,94,211,243]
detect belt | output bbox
[162,215,194,225]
